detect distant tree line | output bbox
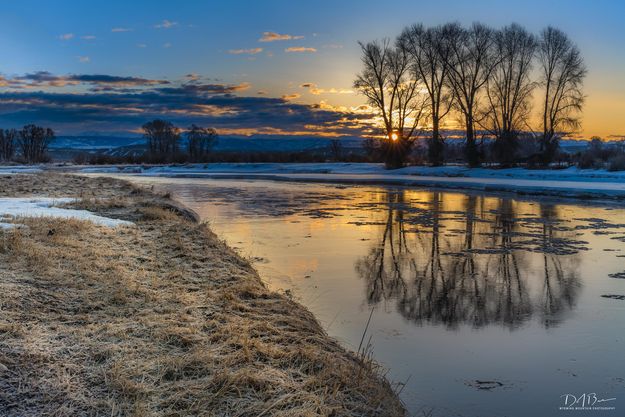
[355,23,587,168]
[140,119,218,163]
[0,124,54,163]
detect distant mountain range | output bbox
[48,135,367,159]
[48,134,597,160]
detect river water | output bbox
[114,175,624,417]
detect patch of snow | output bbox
[0,198,133,227]
[0,165,43,174]
[80,162,625,182]
[79,163,625,200]
[0,222,24,230]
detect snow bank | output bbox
[80,162,625,182]
[0,165,43,174]
[0,198,133,228]
[80,163,625,200]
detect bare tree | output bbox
[354,39,427,168]
[143,119,180,157]
[328,139,343,161]
[19,125,54,163]
[482,24,537,165]
[537,26,586,164]
[399,24,453,166]
[186,124,218,161]
[441,23,497,167]
[0,129,17,161]
[362,137,380,161]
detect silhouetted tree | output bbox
[362,137,381,161]
[482,24,537,165]
[538,27,586,164]
[143,119,180,157]
[441,23,497,167]
[0,129,17,161]
[186,124,218,161]
[399,24,453,166]
[328,139,343,161]
[18,125,53,163]
[354,39,427,169]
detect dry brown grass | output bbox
[0,173,405,417]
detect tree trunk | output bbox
[429,116,444,166]
[465,116,479,167]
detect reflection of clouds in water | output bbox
[284,258,319,278]
[177,185,355,218]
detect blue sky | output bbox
[0,0,623,137]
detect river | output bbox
[109,175,625,417]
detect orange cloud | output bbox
[259,31,304,42]
[229,48,263,55]
[285,47,317,53]
[281,93,301,100]
[300,83,353,95]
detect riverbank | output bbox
[0,173,405,416]
[73,163,625,201]
[5,163,625,201]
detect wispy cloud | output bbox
[7,72,170,89]
[163,42,172,48]
[229,48,263,55]
[285,47,317,53]
[137,43,147,48]
[155,19,178,29]
[157,82,251,95]
[281,93,301,100]
[300,83,353,95]
[323,44,343,49]
[78,56,90,63]
[258,31,304,42]
[111,27,132,32]
[59,33,74,41]
[81,35,96,40]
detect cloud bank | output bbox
[0,72,372,137]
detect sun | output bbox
[390,132,399,141]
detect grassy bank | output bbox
[0,174,405,416]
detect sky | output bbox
[0,0,623,139]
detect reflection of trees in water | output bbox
[355,191,581,330]
[536,205,579,327]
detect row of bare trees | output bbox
[355,23,586,168]
[142,119,218,162]
[0,124,54,163]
